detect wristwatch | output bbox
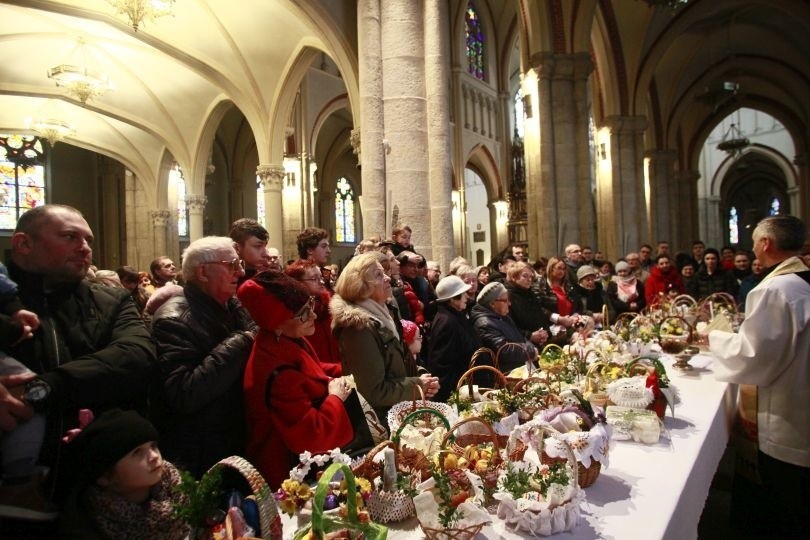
[23,378,51,413]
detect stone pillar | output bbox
[527,53,594,258]
[381,0,429,250]
[676,169,701,250]
[596,115,648,259]
[257,164,285,250]
[793,153,809,223]
[646,150,677,245]
[186,194,207,242]
[424,0,452,266]
[706,195,723,248]
[151,210,171,258]
[357,0,386,239]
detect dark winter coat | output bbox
[686,268,738,300]
[469,303,536,373]
[504,282,552,338]
[427,303,481,402]
[151,282,256,477]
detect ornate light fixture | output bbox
[107,0,175,32]
[717,123,750,157]
[30,118,76,147]
[47,38,112,104]
[27,100,76,147]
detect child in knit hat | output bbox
[58,409,190,540]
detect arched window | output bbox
[0,134,46,230]
[171,164,188,237]
[256,180,266,227]
[728,206,739,245]
[769,197,780,216]
[335,177,355,244]
[465,1,485,80]
[513,88,524,139]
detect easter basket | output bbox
[292,462,388,540]
[387,383,457,435]
[203,455,283,539]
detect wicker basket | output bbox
[350,441,417,524]
[205,455,282,540]
[419,520,486,540]
[496,342,537,387]
[456,364,508,400]
[388,383,456,434]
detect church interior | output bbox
[0,0,807,272]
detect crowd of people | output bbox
[0,203,807,538]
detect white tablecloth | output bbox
[282,354,735,539]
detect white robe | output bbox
[709,256,810,467]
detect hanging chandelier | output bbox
[30,118,76,147]
[717,123,750,157]
[27,100,76,147]
[47,38,112,104]
[107,0,175,32]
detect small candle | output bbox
[382,447,397,492]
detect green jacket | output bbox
[330,295,421,424]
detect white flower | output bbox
[299,450,312,464]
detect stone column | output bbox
[257,165,285,250]
[676,169,702,250]
[706,195,723,248]
[381,0,429,250]
[596,115,648,259]
[793,153,809,223]
[424,0,452,266]
[186,194,207,242]
[150,210,171,258]
[527,53,595,258]
[357,0,386,239]
[646,150,677,245]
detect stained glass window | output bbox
[465,1,484,80]
[769,197,780,216]
[335,177,355,244]
[0,134,46,230]
[728,206,738,245]
[171,163,188,237]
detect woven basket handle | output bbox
[511,376,547,394]
[352,440,394,478]
[440,416,501,453]
[410,382,426,413]
[391,408,452,445]
[468,347,496,370]
[496,342,536,374]
[456,365,508,398]
[311,463,358,532]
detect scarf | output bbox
[86,462,190,540]
[356,297,399,336]
[613,275,638,302]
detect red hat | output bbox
[401,319,419,345]
[237,270,312,330]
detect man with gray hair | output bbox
[710,215,809,536]
[151,236,256,476]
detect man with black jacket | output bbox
[0,204,155,522]
[151,236,256,477]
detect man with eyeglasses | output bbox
[563,243,584,285]
[151,236,256,477]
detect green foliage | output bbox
[498,461,569,500]
[172,467,223,528]
[447,391,473,414]
[430,464,464,528]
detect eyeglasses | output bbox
[494,297,510,304]
[203,258,245,272]
[294,296,317,323]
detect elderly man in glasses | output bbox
[150,236,257,477]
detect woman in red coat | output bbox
[237,271,353,488]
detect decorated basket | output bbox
[495,421,584,536]
[391,408,453,479]
[387,383,457,435]
[205,455,282,540]
[292,462,387,540]
[456,364,508,401]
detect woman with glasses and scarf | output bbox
[607,260,646,316]
[237,271,353,489]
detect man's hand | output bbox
[0,373,37,431]
[11,309,40,344]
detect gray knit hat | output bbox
[615,261,630,272]
[477,281,507,307]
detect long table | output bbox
[283,353,736,539]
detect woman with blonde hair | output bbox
[330,253,439,424]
